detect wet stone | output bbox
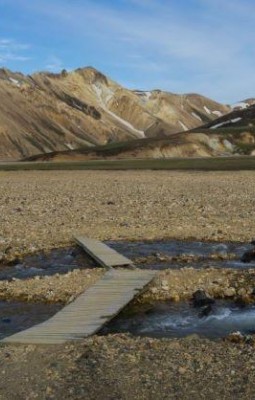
[192,290,215,307]
[241,249,255,263]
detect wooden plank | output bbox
[74,236,134,268]
[2,269,156,345]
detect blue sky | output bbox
[0,0,254,103]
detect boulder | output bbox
[224,287,236,297]
[192,289,215,307]
[198,304,213,318]
[241,249,255,263]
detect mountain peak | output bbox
[74,66,108,85]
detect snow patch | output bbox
[204,106,211,115]
[179,121,188,131]
[93,83,145,138]
[92,83,114,107]
[231,102,249,110]
[105,108,145,138]
[191,112,202,122]
[212,110,222,117]
[65,143,74,150]
[210,117,242,130]
[9,77,21,87]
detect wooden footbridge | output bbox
[3,238,156,345]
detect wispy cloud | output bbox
[1,0,254,102]
[45,55,63,72]
[0,38,31,64]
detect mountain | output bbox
[191,103,255,156]
[28,104,255,161]
[199,103,255,132]
[231,99,255,111]
[0,67,230,160]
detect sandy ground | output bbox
[1,170,255,399]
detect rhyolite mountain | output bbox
[0,66,231,160]
[28,102,255,161]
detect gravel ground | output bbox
[1,335,255,400]
[0,170,255,399]
[0,170,255,261]
[0,267,254,305]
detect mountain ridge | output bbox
[0,66,232,160]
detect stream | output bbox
[0,240,254,340]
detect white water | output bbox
[103,301,255,339]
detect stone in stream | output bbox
[1,318,11,324]
[192,290,215,308]
[240,249,255,263]
[198,304,213,318]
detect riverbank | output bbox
[1,170,255,399]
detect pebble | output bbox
[237,288,247,296]
[178,366,187,375]
[224,287,236,297]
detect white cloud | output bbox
[45,55,63,72]
[2,0,255,102]
[0,38,31,64]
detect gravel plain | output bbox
[0,170,255,261]
[0,170,255,399]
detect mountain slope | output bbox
[0,67,230,160]
[189,103,255,155]
[29,104,255,161]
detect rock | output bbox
[241,249,255,263]
[227,331,244,343]
[2,317,11,323]
[198,304,213,318]
[237,288,247,296]
[150,287,158,294]
[192,290,215,307]
[170,293,180,302]
[224,287,236,297]
[178,366,187,375]
[238,294,252,306]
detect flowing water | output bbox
[100,300,255,339]
[108,240,255,270]
[0,240,254,280]
[0,301,62,340]
[0,240,254,340]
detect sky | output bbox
[0,0,254,103]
